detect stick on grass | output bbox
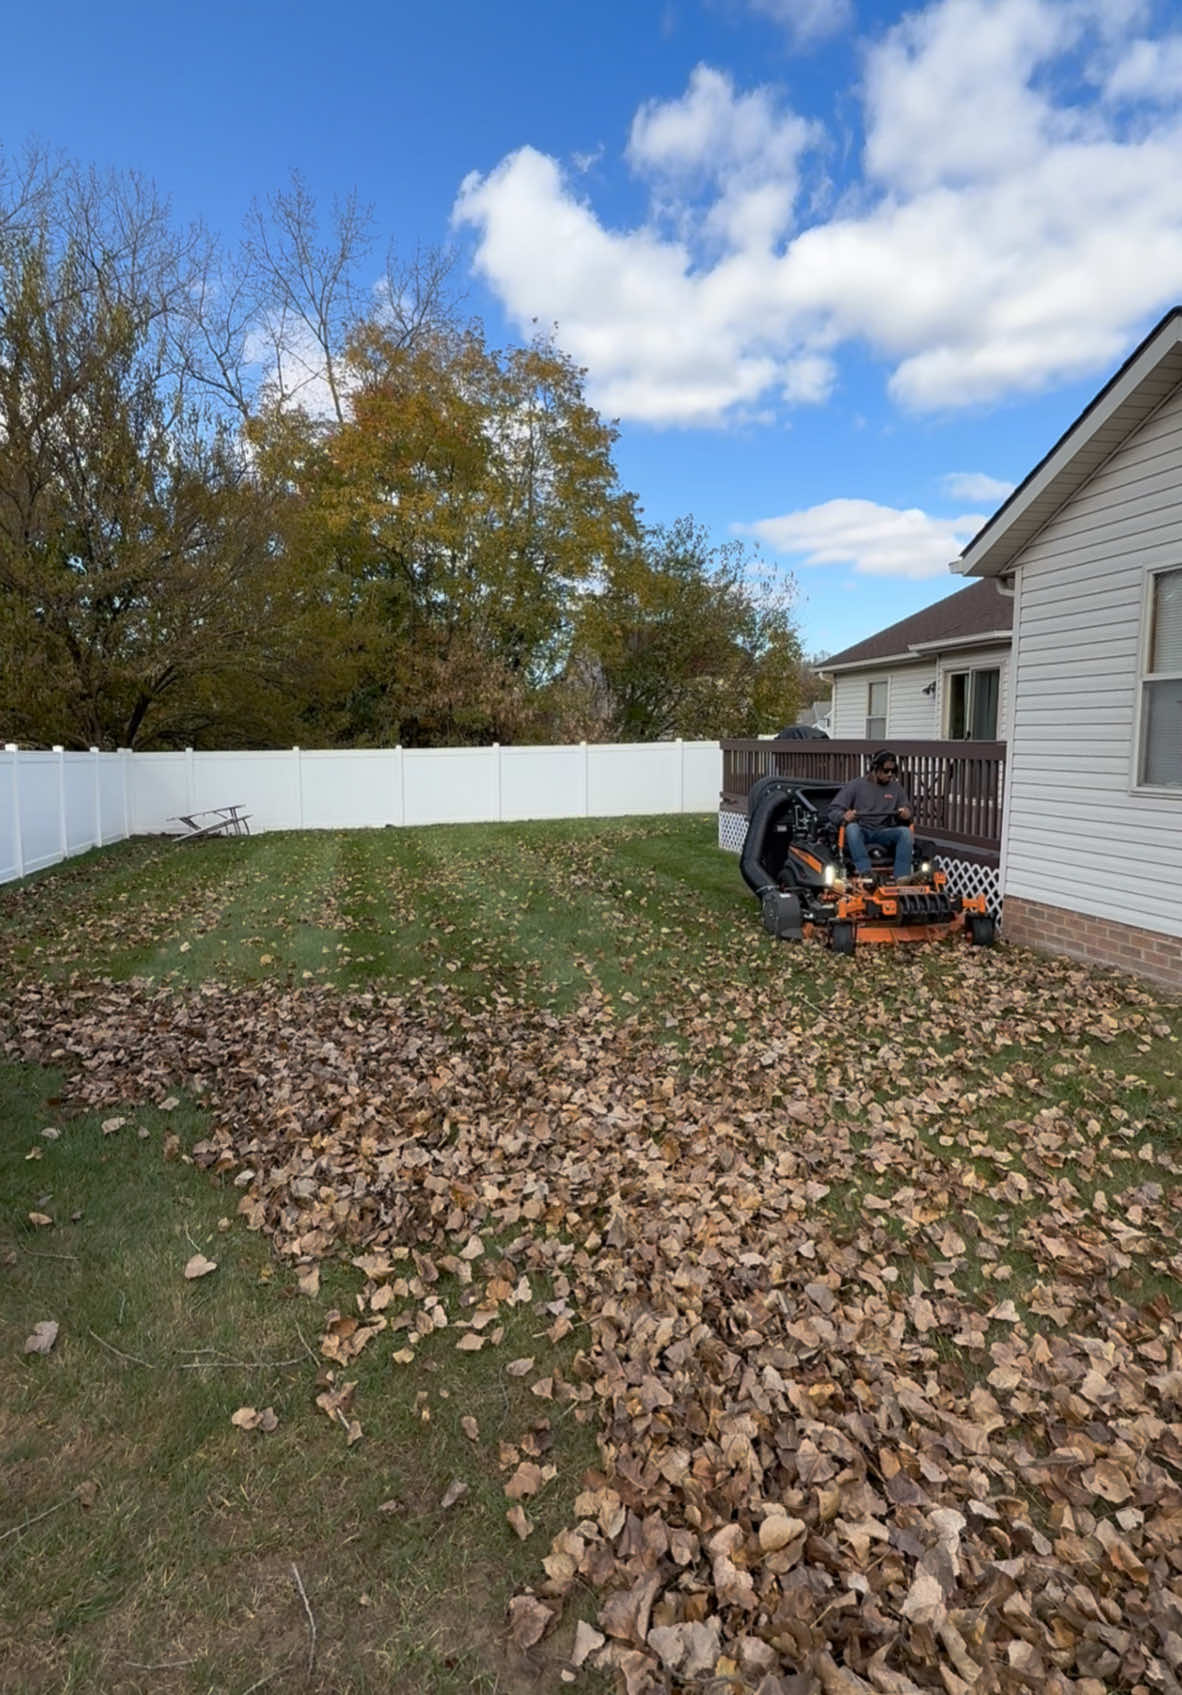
[291,1561,316,1675]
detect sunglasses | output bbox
[879,765,898,775]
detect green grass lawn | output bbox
[2,819,1180,1695]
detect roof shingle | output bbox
[822,578,1013,671]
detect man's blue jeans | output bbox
[845,822,913,879]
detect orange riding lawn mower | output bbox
[740,776,995,955]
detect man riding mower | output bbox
[740,750,995,954]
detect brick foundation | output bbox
[1002,895,1182,994]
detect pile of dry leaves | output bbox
[4,947,1181,1695]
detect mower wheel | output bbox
[968,914,996,947]
[746,774,796,819]
[830,922,856,956]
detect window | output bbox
[1138,567,1182,789]
[866,680,887,741]
[946,667,999,739]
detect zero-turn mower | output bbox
[740,776,995,954]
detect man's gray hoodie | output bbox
[827,774,912,829]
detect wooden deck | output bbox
[720,739,1005,862]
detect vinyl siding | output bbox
[1002,381,1182,938]
[830,662,937,738]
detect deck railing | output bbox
[720,739,1006,856]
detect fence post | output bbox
[396,744,405,826]
[581,741,590,817]
[54,746,67,861]
[6,745,23,880]
[92,747,104,848]
[119,748,131,841]
[493,743,502,821]
[185,746,196,814]
[677,738,685,812]
[293,747,304,828]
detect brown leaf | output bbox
[183,1253,217,1280]
[506,1502,534,1539]
[507,1593,552,1649]
[505,1461,544,1500]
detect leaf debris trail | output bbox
[4,951,1181,1694]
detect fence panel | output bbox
[1,748,133,883]
[589,743,677,816]
[99,757,127,844]
[1,748,18,882]
[4,741,724,884]
[129,753,190,834]
[299,750,398,829]
[192,751,300,834]
[500,746,586,820]
[64,753,99,854]
[16,751,63,875]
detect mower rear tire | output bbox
[831,922,856,956]
[968,914,996,947]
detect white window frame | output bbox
[1132,563,1182,794]
[943,665,1001,741]
[866,678,888,741]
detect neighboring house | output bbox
[957,307,1182,992]
[794,698,833,733]
[820,579,1014,742]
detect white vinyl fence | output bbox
[2,740,722,886]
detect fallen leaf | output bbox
[507,1593,552,1648]
[23,1320,59,1354]
[506,1502,534,1539]
[183,1253,217,1279]
[440,1478,468,1510]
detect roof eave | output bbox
[907,629,1012,654]
[958,308,1182,579]
[820,650,923,676]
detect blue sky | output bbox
[4,0,1182,657]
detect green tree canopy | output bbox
[567,517,804,741]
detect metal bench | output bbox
[170,805,251,841]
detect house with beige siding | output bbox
[821,579,1014,743]
[958,307,1182,992]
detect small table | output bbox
[170,805,252,841]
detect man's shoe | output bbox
[859,875,877,892]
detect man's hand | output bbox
[842,808,858,823]
[896,805,912,822]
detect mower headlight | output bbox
[823,863,836,887]
[920,861,931,875]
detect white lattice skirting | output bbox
[718,812,1003,920]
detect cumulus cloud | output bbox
[1104,33,1182,103]
[742,499,986,579]
[454,0,1182,426]
[744,0,855,49]
[941,470,1017,502]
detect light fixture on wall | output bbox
[922,681,937,696]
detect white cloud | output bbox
[746,0,855,48]
[941,471,1017,502]
[742,498,986,579]
[627,65,820,250]
[454,0,1182,426]
[1104,34,1182,103]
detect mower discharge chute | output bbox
[740,776,995,954]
